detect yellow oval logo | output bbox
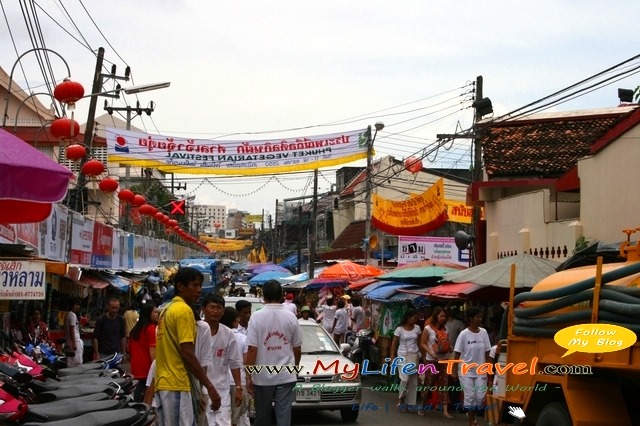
[554,324,637,358]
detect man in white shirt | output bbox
[246,280,302,426]
[202,294,244,426]
[317,296,336,333]
[221,307,250,426]
[235,300,252,336]
[331,299,349,344]
[282,293,298,316]
[350,298,364,332]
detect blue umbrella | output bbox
[251,264,291,275]
[248,270,293,286]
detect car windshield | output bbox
[300,324,340,354]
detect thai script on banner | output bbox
[70,213,94,267]
[0,261,46,300]
[397,236,468,267]
[91,222,113,269]
[105,128,369,175]
[372,178,448,235]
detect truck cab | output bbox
[178,257,219,295]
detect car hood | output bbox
[299,353,360,380]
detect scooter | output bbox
[349,329,380,371]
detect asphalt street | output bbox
[290,375,480,426]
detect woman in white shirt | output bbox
[452,307,491,426]
[390,309,422,412]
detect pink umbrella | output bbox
[0,129,73,223]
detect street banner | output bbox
[0,224,16,244]
[70,213,94,267]
[397,236,469,267]
[372,178,448,235]
[0,260,46,300]
[105,128,369,175]
[15,223,39,254]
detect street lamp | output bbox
[364,121,385,265]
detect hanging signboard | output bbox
[15,223,39,255]
[39,204,70,262]
[397,236,469,267]
[0,261,46,300]
[70,213,94,267]
[91,222,113,269]
[105,128,369,175]
[372,178,448,235]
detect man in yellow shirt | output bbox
[155,267,221,426]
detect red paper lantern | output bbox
[98,177,119,193]
[167,219,178,228]
[53,78,85,106]
[139,204,155,216]
[118,189,135,203]
[161,215,170,224]
[81,159,105,177]
[154,212,164,221]
[132,194,146,207]
[404,157,423,174]
[214,223,221,228]
[65,144,86,161]
[50,117,80,140]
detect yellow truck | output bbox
[486,231,640,426]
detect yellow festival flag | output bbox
[372,178,448,235]
[259,245,268,263]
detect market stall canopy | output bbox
[0,128,73,223]
[364,283,420,301]
[348,278,378,291]
[251,263,291,275]
[248,270,293,286]
[100,272,133,292]
[378,265,457,280]
[279,254,307,271]
[230,261,253,271]
[278,267,327,284]
[441,253,561,288]
[318,261,384,281]
[358,280,405,295]
[425,282,482,299]
[395,259,467,271]
[305,278,347,290]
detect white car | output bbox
[293,321,362,422]
[223,295,264,313]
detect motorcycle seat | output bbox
[54,369,121,381]
[34,384,118,403]
[25,398,127,422]
[32,392,110,406]
[22,403,152,426]
[37,376,131,390]
[56,363,106,376]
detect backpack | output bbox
[432,326,451,354]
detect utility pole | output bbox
[309,170,318,279]
[472,75,484,266]
[297,205,303,274]
[272,200,278,263]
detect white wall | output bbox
[579,125,640,243]
[485,190,579,261]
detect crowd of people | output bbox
[389,305,502,426]
[51,266,503,426]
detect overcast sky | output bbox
[2,1,639,217]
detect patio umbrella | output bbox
[441,253,561,288]
[318,261,384,281]
[278,267,327,283]
[230,261,253,271]
[378,265,457,280]
[248,270,293,286]
[250,263,291,274]
[0,128,73,223]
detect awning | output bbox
[348,278,378,291]
[426,282,482,299]
[358,280,402,295]
[75,272,109,289]
[379,265,458,280]
[100,272,133,292]
[365,284,420,301]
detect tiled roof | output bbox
[331,219,366,249]
[478,108,636,178]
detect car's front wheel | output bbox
[340,407,359,423]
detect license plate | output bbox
[295,389,321,401]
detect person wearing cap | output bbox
[298,306,314,322]
[282,293,298,316]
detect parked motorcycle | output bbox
[349,329,380,371]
